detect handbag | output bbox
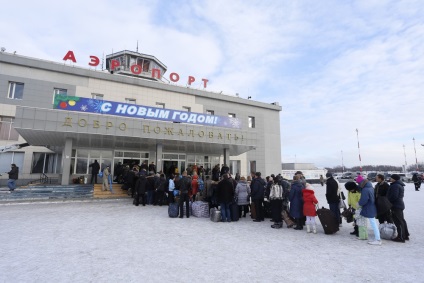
[341,207,354,223]
[376,196,392,215]
[98,171,103,178]
[375,185,392,216]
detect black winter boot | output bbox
[350,225,358,236]
[294,218,303,230]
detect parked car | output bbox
[341,172,356,180]
[402,173,413,182]
[367,172,377,182]
[384,172,392,182]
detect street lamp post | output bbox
[356,129,362,172]
[403,144,407,172]
[341,150,344,173]
[413,138,418,171]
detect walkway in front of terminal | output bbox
[0,183,422,282]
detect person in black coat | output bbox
[148,162,157,174]
[412,173,421,191]
[217,174,234,222]
[374,174,393,224]
[325,172,340,225]
[251,172,266,222]
[155,173,167,206]
[178,171,192,218]
[7,164,19,192]
[146,173,156,205]
[387,174,410,242]
[89,160,100,184]
[134,170,147,206]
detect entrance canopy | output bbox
[14,106,256,155]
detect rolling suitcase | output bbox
[230,203,239,221]
[250,203,256,219]
[316,207,339,234]
[281,209,295,228]
[210,207,221,222]
[168,202,179,218]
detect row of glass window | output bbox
[0,151,253,177]
[7,82,256,128]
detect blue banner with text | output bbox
[53,95,242,129]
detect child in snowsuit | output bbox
[345,181,361,236]
[302,183,319,234]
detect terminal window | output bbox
[125,98,136,104]
[206,110,214,115]
[156,102,165,108]
[228,113,236,118]
[248,116,255,128]
[182,106,191,112]
[92,93,104,100]
[53,88,67,96]
[53,88,67,103]
[0,116,19,141]
[7,82,24,100]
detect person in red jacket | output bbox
[302,183,319,234]
[191,172,199,201]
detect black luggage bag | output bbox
[230,203,239,221]
[317,207,339,234]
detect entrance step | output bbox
[93,184,129,199]
[0,185,93,202]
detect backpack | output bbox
[198,179,204,191]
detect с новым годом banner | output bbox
[53,95,242,129]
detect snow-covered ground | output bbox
[0,182,422,283]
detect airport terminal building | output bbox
[0,50,282,185]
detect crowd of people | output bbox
[103,162,411,246]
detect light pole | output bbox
[413,138,418,171]
[341,150,344,173]
[356,129,362,172]
[403,144,407,172]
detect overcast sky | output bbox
[1,0,423,168]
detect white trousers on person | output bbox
[367,217,381,241]
[306,216,316,225]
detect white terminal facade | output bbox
[0,50,282,186]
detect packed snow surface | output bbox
[0,183,422,282]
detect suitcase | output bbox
[379,222,398,240]
[210,207,221,222]
[230,203,239,221]
[168,202,179,218]
[250,203,256,219]
[192,201,210,218]
[263,201,272,218]
[316,207,339,234]
[281,209,295,228]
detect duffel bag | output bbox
[379,221,398,240]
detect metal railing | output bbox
[27,173,50,185]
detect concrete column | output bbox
[223,148,230,167]
[61,138,73,185]
[156,143,163,173]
